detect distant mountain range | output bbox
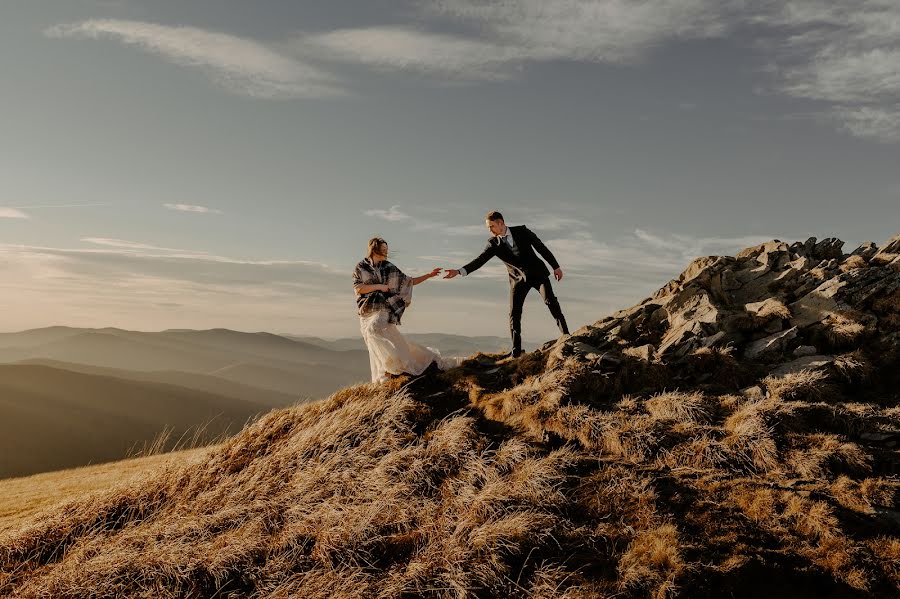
[0,327,541,478]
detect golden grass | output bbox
[2,311,899,597]
[840,255,868,272]
[0,447,212,536]
[757,299,792,320]
[823,311,867,346]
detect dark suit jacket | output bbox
[461,225,560,285]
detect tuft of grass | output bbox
[763,369,834,403]
[823,311,867,346]
[840,255,868,272]
[757,299,792,320]
[832,351,874,383]
[618,523,683,598]
[645,391,711,424]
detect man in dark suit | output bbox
[444,211,569,357]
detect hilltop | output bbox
[1,234,898,598]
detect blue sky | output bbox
[1,0,898,339]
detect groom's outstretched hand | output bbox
[443,269,460,279]
[554,268,563,282]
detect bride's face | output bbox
[377,243,389,258]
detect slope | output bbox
[2,234,899,598]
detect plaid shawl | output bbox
[353,259,413,325]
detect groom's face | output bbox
[486,219,505,236]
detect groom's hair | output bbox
[485,210,504,222]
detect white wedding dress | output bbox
[360,310,462,383]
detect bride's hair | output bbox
[366,237,388,260]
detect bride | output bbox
[353,237,458,383]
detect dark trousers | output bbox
[509,276,569,354]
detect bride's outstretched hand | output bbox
[428,267,442,278]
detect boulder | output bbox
[851,241,877,260]
[623,344,655,362]
[876,234,900,256]
[793,345,818,357]
[745,327,798,359]
[790,278,846,328]
[768,355,835,377]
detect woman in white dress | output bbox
[352,237,457,383]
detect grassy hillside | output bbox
[0,447,212,535]
[0,364,275,478]
[2,236,898,597]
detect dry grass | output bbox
[840,255,868,272]
[832,351,874,383]
[4,266,900,598]
[757,299,792,320]
[646,391,712,424]
[822,311,867,346]
[0,448,212,536]
[763,369,834,403]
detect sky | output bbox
[1,0,898,340]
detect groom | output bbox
[444,211,569,357]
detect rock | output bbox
[741,385,765,400]
[623,344,655,362]
[851,241,877,260]
[701,331,727,348]
[572,341,603,356]
[793,345,818,357]
[586,352,622,365]
[763,319,784,333]
[745,327,798,359]
[768,355,835,376]
[790,278,845,328]
[860,431,899,443]
[813,238,844,260]
[876,233,900,256]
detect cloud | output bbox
[164,203,222,214]
[0,208,29,219]
[364,205,412,222]
[301,1,899,142]
[751,1,900,142]
[431,0,736,63]
[303,1,735,81]
[832,105,900,143]
[305,27,516,80]
[0,241,350,334]
[45,19,345,99]
[77,237,328,267]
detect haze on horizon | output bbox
[2,1,898,339]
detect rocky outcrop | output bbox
[545,234,900,373]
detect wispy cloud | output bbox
[304,1,735,81]
[164,203,222,214]
[45,19,345,99]
[431,0,736,63]
[301,1,899,142]
[364,205,411,222]
[752,1,900,142]
[0,208,29,219]
[305,27,515,80]
[77,237,328,267]
[364,205,487,237]
[0,241,348,333]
